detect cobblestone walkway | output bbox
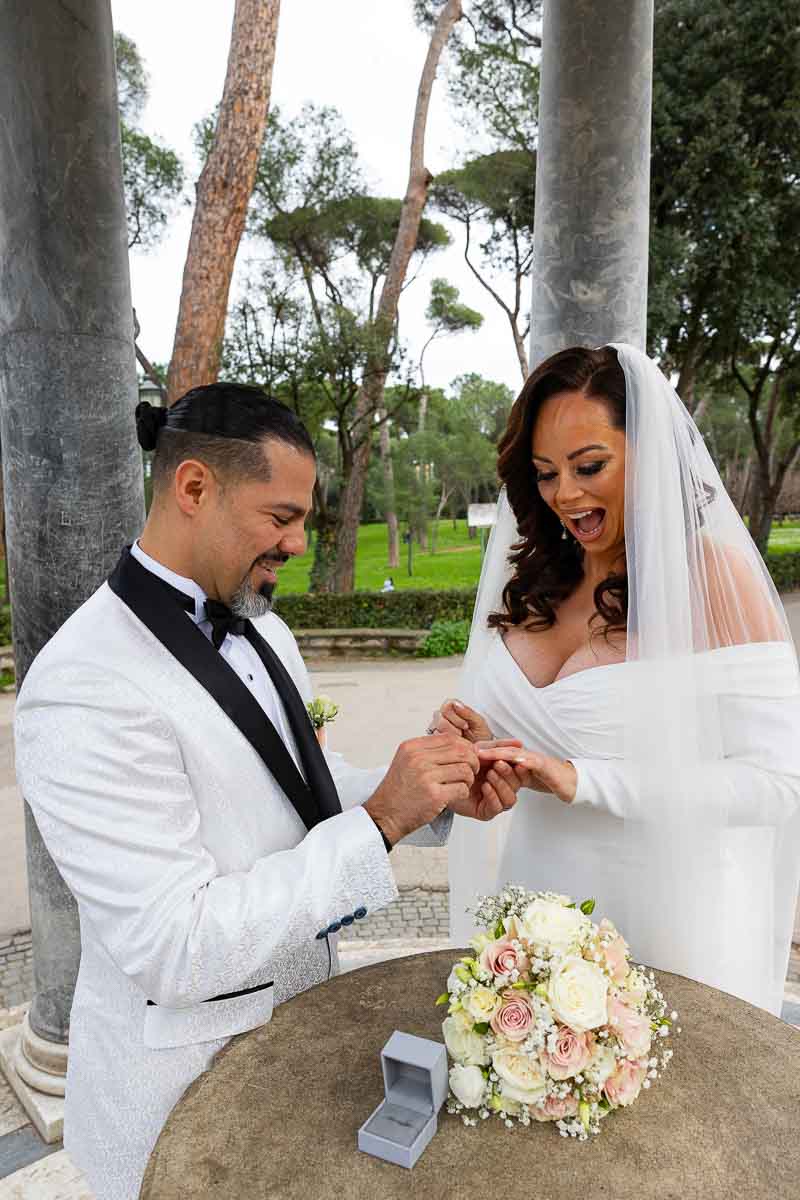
[0,938,31,1013]
[339,888,449,942]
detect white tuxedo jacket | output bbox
[15,549,449,1200]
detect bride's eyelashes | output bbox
[534,461,608,484]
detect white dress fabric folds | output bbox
[450,633,800,1016]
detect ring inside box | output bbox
[360,1101,431,1149]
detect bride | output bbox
[433,343,800,1016]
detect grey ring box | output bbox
[357,1031,449,1168]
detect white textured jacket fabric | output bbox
[14,579,446,1199]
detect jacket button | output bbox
[354,906,367,920]
[340,914,354,926]
[327,921,342,934]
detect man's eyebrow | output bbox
[267,502,307,517]
[531,443,609,464]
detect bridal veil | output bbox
[451,343,800,1014]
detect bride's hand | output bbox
[428,699,493,743]
[476,745,578,805]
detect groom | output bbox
[14,382,520,1200]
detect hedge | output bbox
[763,550,800,593]
[273,587,478,631]
[273,550,800,632]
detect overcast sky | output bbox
[110,0,527,396]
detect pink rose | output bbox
[490,992,534,1042]
[603,1058,648,1107]
[532,1092,579,1122]
[607,994,652,1059]
[479,936,529,981]
[597,919,630,984]
[541,1026,593,1081]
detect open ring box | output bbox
[357,1031,449,1169]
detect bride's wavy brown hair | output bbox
[488,345,627,639]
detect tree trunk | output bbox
[309,506,338,593]
[379,412,400,568]
[0,437,6,607]
[331,0,463,592]
[166,0,281,403]
[511,317,529,381]
[747,482,777,555]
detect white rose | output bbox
[586,1041,617,1087]
[449,1064,486,1109]
[548,955,609,1033]
[442,1013,490,1067]
[520,898,587,955]
[491,1048,547,1106]
[463,985,501,1024]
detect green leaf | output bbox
[580,899,596,915]
[435,992,450,1006]
[473,1021,490,1035]
[494,920,505,940]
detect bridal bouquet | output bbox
[437,886,678,1140]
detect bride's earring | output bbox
[561,522,568,540]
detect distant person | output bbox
[14,384,523,1200]
[381,576,395,592]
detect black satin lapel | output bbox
[107,548,322,831]
[244,625,343,821]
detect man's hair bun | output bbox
[135,401,168,451]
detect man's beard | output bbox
[229,555,285,619]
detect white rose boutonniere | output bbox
[306,694,339,748]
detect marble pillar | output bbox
[0,0,145,1105]
[529,0,655,370]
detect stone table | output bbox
[140,950,800,1200]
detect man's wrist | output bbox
[366,809,394,853]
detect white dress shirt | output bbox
[130,540,303,773]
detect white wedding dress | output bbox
[451,632,800,1015]
[450,345,800,1018]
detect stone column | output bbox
[529,0,654,370]
[0,0,145,1128]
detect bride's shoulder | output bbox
[698,535,784,645]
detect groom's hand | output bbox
[364,735,480,847]
[447,738,524,822]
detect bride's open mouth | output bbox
[565,508,606,542]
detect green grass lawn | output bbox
[279,519,485,593]
[278,518,800,594]
[764,522,800,555]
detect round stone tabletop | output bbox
[140,949,800,1200]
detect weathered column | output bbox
[0,0,144,1126]
[529,0,654,370]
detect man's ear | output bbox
[173,459,216,518]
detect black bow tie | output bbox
[154,577,247,650]
[203,598,248,650]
